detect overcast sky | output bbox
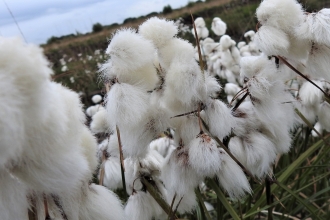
[0,0,196,44]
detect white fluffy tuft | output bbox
[211,17,227,36]
[92,94,102,104]
[204,99,236,140]
[90,107,112,134]
[188,133,222,177]
[256,0,304,33]
[79,184,125,220]
[217,149,251,199]
[254,26,290,56]
[139,17,178,48]
[106,83,149,128]
[102,28,158,89]
[0,170,29,220]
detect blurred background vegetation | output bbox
[42,0,330,219]
[43,0,328,107]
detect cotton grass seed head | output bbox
[217,148,251,199]
[139,17,178,49]
[256,0,304,33]
[254,26,290,56]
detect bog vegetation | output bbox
[1,0,330,220]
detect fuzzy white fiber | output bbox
[192,26,209,39]
[217,148,251,199]
[105,29,154,71]
[97,135,121,162]
[239,45,252,57]
[45,194,66,220]
[240,55,274,79]
[81,126,99,176]
[191,17,209,39]
[295,9,330,46]
[211,17,227,36]
[294,101,317,125]
[92,94,102,104]
[237,41,246,49]
[299,81,324,107]
[312,122,323,137]
[139,17,178,49]
[205,72,222,98]
[244,30,255,41]
[242,132,277,178]
[229,137,247,165]
[201,39,219,56]
[150,137,176,158]
[188,133,222,177]
[254,26,290,56]
[224,83,241,96]
[174,115,201,146]
[256,0,304,33]
[230,44,241,64]
[161,146,202,197]
[0,37,52,167]
[11,82,90,195]
[224,69,237,84]
[124,150,163,195]
[79,184,125,220]
[102,28,158,89]
[0,170,29,220]
[86,104,102,117]
[90,107,112,134]
[318,101,330,131]
[204,99,235,140]
[102,157,122,190]
[125,191,164,220]
[165,59,205,105]
[164,187,197,214]
[219,35,233,51]
[106,83,149,128]
[158,37,195,71]
[124,158,143,195]
[194,17,206,28]
[232,101,263,137]
[306,43,330,81]
[285,37,311,64]
[119,107,168,158]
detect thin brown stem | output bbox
[276,56,329,99]
[191,13,204,73]
[229,87,248,106]
[116,125,127,200]
[232,92,249,111]
[168,193,177,220]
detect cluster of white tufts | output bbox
[0,37,124,220]
[89,10,309,217]
[2,0,330,219]
[92,1,329,218]
[252,0,330,134]
[93,17,256,218]
[192,17,260,86]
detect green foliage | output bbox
[187,0,203,8]
[123,17,137,24]
[46,34,77,44]
[162,4,173,14]
[92,22,103,33]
